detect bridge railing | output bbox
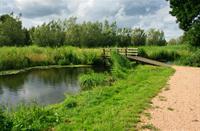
[103,48,138,57]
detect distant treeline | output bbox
[0,14,181,47]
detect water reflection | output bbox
[0,67,102,107]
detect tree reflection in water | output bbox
[0,67,105,107]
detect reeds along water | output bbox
[0,46,102,71]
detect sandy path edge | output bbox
[138,66,200,131]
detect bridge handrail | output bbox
[103,48,138,57]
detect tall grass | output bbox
[0,108,13,130]
[79,51,134,90]
[0,46,102,71]
[79,72,110,90]
[138,45,192,64]
[181,49,200,67]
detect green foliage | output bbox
[79,51,133,90]
[167,0,200,31]
[168,38,179,45]
[54,66,174,130]
[31,20,65,47]
[0,46,102,71]
[131,28,146,46]
[167,0,200,47]
[2,65,174,130]
[0,14,27,46]
[116,28,132,47]
[79,72,110,90]
[9,104,60,130]
[139,45,190,63]
[146,29,167,46]
[110,51,133,78]
[149,50,180,62]
[182,49,200,67]
[185,22,200,47]
[64,17,81,47]
[0,108,13,131]
[138,48,148,57]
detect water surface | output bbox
[0,67,103,107]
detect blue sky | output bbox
[0,0,183,39]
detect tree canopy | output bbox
[0,14,28,46]
[168,0,200,47]
[0,14,168,47]
[168,0,200,31]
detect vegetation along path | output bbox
[140,66,200,131]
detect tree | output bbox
[80,21,103,47]
[0,14,26,46]
[146,29,167,46]
[167,0,200,47]
[117,28,132,47]
[168,38,178,45]
[32,20,65,47]
[185,22,200,47]
[168,36,184,45]
[101,20,118,47]
[64,17,81,47]
[131,28,146,46]
[167,0,200,31]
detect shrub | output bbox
[138,48,148,57]
[79,72,109,90]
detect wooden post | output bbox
[103,48,105,57]
[125,47,128,57]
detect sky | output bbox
[0,0,183,40]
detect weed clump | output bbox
[0,108,13,131]
[79,72,110,90]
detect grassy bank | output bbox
[1,53,174,130]
[0,44,197,72]
[0,65,92,76]
[138,44,194,65]
[0,46,102,71]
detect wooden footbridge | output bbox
[103,48,170,67]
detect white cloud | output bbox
[0,0,184,39]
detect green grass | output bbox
[53,66,174,130]
[2,65,174,130]
[0,46,103,71]
[138,44,192,65]
[79,72,111,90]
[0,52,174,130]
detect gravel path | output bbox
[139,66,200,131]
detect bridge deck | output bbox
[127,56,170,67]
[103,48,171,67]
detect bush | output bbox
[138,48,148,57]
[79,72,110,90]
